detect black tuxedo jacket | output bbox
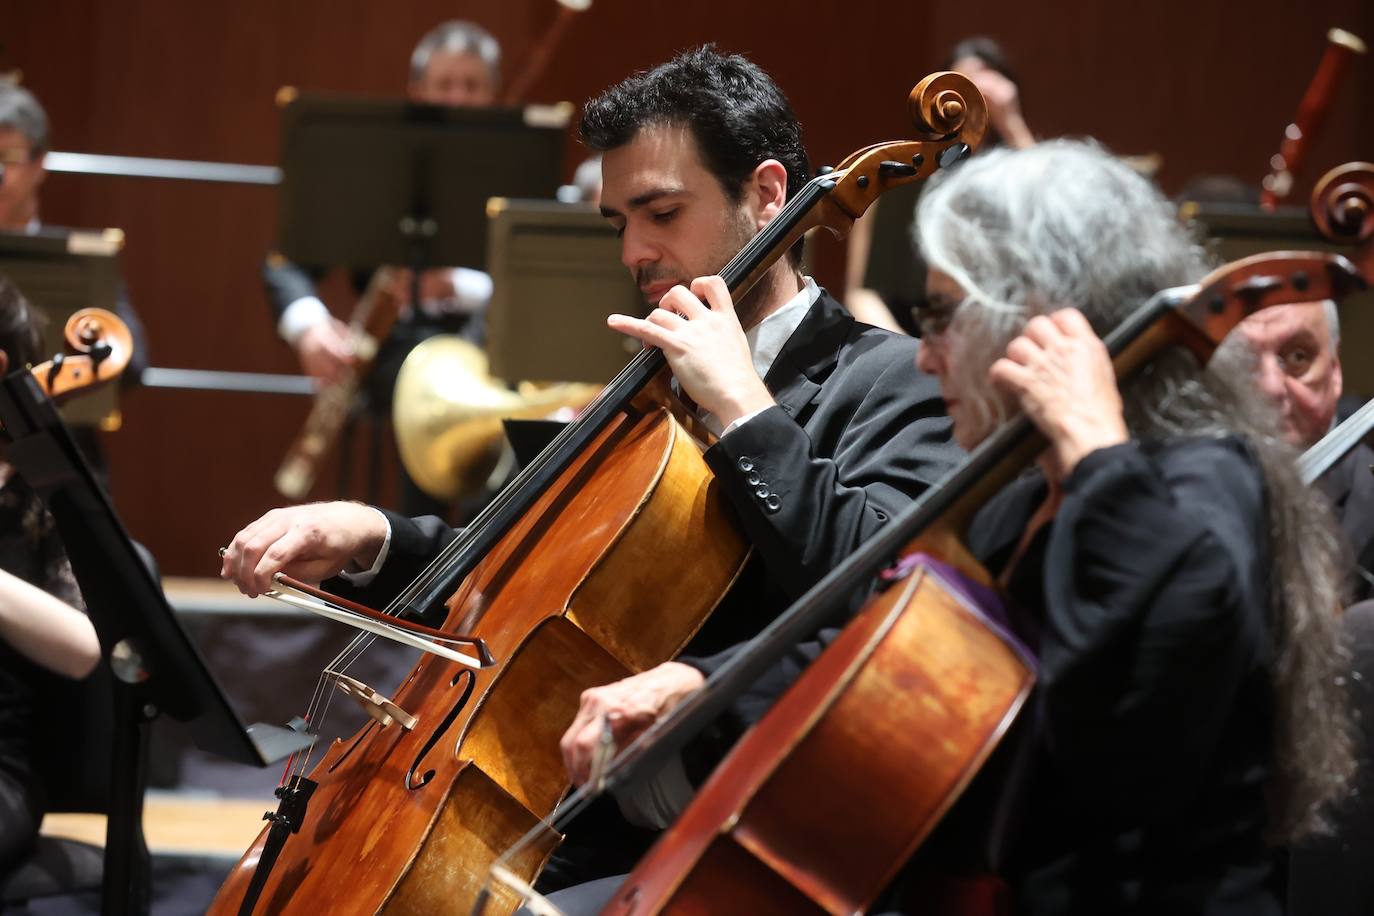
[1320,440,1374,603]
[335,290,959,660]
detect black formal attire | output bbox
[547,436,1283,916]
[1317,440,1374,603]
[1287,598,1374,916]
[0,467,86,871]
[328,289,962,887]
[263,257,487,516]
[960,437,1279,915]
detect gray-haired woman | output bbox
[909,138,1353,914]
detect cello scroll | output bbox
[1312,161,1374,247]
[725,72,986,299]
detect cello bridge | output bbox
[333,673,418,730]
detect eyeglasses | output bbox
[911,300,959,338]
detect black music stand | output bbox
[276,93,566,279]
[0,370,313,916]
[275,94,565,506]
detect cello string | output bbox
[1299,395,1374,485]
[377,345,660,616]
[304,170,850,792]
[290,170,847,792]
[373,171,843,622]
[289,629,382,781]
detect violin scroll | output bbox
[1312,162,1374,246]
[31,307,133,402]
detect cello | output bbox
[209,72,988,915]
[492,249,1366,914]
[1299,161,1374,484]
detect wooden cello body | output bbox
[596,250,1369,916]
[209,73,990,916]
[605,556,1033,915]
[213,390,749,914]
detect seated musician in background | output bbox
[223,44,960,884]
[1224,299,1374,600]
[0,277,100,872]
[265,19,501,515]
[552,141,1355,915]
[846,36,1035,335]
[0,82,149,480]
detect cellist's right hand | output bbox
[220,502,388,597]
[295,318,357,384]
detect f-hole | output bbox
[407,668,477,790]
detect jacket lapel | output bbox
[762,290,854,419]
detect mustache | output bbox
[635,266,682,289]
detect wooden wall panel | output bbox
[2,0,1370,575]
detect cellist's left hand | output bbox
[989,308,1129,478]
[560,662,705,786]
[608,276,774,429]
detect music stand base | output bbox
[101,683,154,916]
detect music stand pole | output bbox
[0,371,315,916]
[102,682,154,914]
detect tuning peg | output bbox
[937,142,971,169]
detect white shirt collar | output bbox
[693,277,819,437]
[744,276,819,381]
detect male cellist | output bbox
[221,44,960,886]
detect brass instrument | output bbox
[392,335,597,501]
[274,266,402,500]
[388,0,600,505]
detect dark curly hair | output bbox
[580,46,811,265]
[0,274,43,371]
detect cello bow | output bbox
[211,73,991,916]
